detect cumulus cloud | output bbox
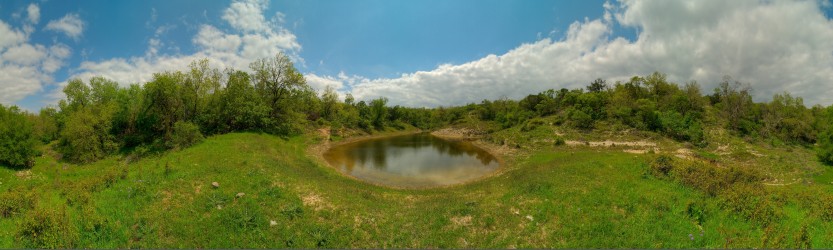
[54,0,833,108]
[0,21,26,49]
[0,17,73,105]
[0,65,45,104]
[328,0,833,107]
[1,44,47,65]
[62,0,302,98]
[46,13,85,40]
[222,0,269,33]
[27,4,40,24]
[305,72,358,92]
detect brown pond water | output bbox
[323,133,499,188]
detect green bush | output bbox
[0,104,38,168]
[553,136,566,146]
[0,188,34,217]
[168,121,204,149]
[17,207,78,248]
[817,127,833,165]
[685,200,708,225]
[568,109,594,129]
[521,118,546,132]
[59,106,118,163]
[648,155,779,225]
[719,183,782,226]
[649,154,675,178]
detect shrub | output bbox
[649,154,675,177]
[0,188,34,217]
[0,104,38,168]
[648,155,778,225]
[168,121,204,149]
[817,127,833,166]
[521,118,546,132]
[553,136,566,146]
[568,109,594,129]
[685,200,708,225]
[17,207,78,248]
[59,106,118,163]
[719,183,782,226]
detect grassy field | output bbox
[1,128,832,248]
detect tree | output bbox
[57,78,120,163]
[183,59,221,123]
[250,53,311,135]
[762,92,814,143]
[369,97,389,130]
[818,126,833,165]
[60,79,91,113]
[215,69,271,132]
[586,78,607,93]
[320,85,341,122]
[113,84,146,147]
[89,76,119,105]
[0,104,38,167]
[714,76,753,132]
[682,81,705,115]
[59,105,118,163]
[250,53,306,118]
[30,107,59,143]
[143,71,186,141]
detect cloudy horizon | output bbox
[2,0,833,111]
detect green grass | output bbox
[1,131,832,248]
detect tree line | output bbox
[1,53,833,167]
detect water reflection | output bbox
[323,133,499,188]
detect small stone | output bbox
[270,220,278,227]
[236,192,245,198]
[211,182,220,188]
[525,215,534,221]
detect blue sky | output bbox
[2,0,833,111]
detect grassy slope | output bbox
[1,128,832,248]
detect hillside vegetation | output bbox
[1,54,833,248]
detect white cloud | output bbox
[59,0,302,101]
[194,25,242,53]
[1,44,47,65]
[42,44,72,73]
[0,18,72,105]
[305,73,348,92]
[55,0,833,109]
[0,65,46,104]
[0,21,26,49]
[223,0,269,33]
[46,13,85,40]
[322,0,833,107]
[27,4,40,24]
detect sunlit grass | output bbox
[0,131,831,248]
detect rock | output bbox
[236,192,245,198]
[270,220,278,227]
[211,182,219,188]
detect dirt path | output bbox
[565,140,661,154]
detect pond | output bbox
[323,133,500,188]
